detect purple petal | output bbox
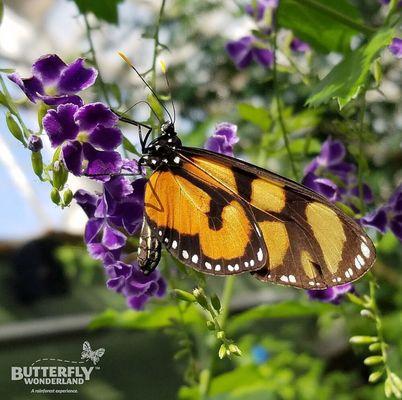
[88,125,122,150]
[302,173,338,202]
[83,144,123,178]
[43,103,80,147]
[390,215,402,242]
[214,122,239,146]
[104,176,133,199]
[102,224,126,250]
[40,94,83,107]
[84,218,104,244]
[32,54,67,86]
[74,189,99,218]
[75,102,118,132]
[107,276,125,292]
[156,276,167,297]
[58,58,98,94]
[122,159,141,174]
[226,36,253,69]
[127,294,150,310]
[308,288,337,302]
[252,47,274,68]
[61,140,83,175]
[27,135,43,152]
[205,136,229,155]
[361,207,388,233]
[304,159,320,175]
[317,139,346,167]
[290,37,310,53]
[389,38,402,59]
[388,184,402,212]
[351,183,374,203]
[8,74,44,102]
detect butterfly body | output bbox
[137,123,376,289]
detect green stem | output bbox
[200,276,236,399]
[301,0,376,36]
[357,93,366,214]
[385,0,400,25]
[83,13,111,107]
[272,24,299,181]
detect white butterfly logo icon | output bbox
[81,341,105,365]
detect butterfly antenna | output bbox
[121,100,162,124]
[118,52,173,123]
[160,60,176,124]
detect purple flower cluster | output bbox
[362,185,402,242]
[226,0,309,69]
[9,54,167,310]
[389,38,402,59]
[205,122,239,156]
[302,138,373,210]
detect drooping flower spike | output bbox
[8,54,97,106]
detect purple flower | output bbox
[43,102,122,176]
[75,176,145,263]
[205,122,239,156]
[245,0,278,22]
[362,185,402,242]
[379,0,402,6]
[27,135,43,152]
[106,261,166,310]
[303,138,373,210]
[308,283,353,304]
[290,37,310,53]
[8,54,97,106]
[389,38,402,59]
[226,36,274,69]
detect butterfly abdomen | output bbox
[138,217,162,275]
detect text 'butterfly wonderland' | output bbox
[117,54,376,291]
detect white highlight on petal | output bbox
[172,240,178,249]
[182,250,189,259]
[257,248,263,261]
[205,262,212,270]
[288,275,296,283]
[215,265,221,272]
[361,242,370,258]
[192,254,198,263]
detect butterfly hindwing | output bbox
[176,147,375,289]
[144,162,268,275]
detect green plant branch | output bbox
[357,92,367,214]
[300,0,376,36]
[272,24,299,181]
[83,13,111,107]
[200,275,236,399]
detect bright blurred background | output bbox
[0,0,401,399]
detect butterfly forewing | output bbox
[176,147,375,289]
[144,163,268,275]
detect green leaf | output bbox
[277,0,362,54]
[122,137,140,155]
[228,301,336,333]
[306,28,395,109]
[89,305,203,330]
[72,0,124,24]
[238,103,271,131]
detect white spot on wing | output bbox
[172,240,178,249]
[192,254,198,263]
[250,260,255,267]
[357,254,365,266]
[182,250,189,259]
[361,242,370,258]
[257,248,263,261]
[228,265,234,272]
[280,275,289,283]
[288,275,296,283]
[205,262,212,270]
[234,264,240,271]
[215,265,221,272]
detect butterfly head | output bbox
[139,122,182,170]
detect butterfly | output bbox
[130,120,376,290]
[81,341,105,365]
[116,52,375,290]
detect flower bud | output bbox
[173,289,196,303]
[53,161,68,190]
[27,135,43,152]
[31,151,43,178]
[50,188,61,205]
[63,189,73,206]
[6,111,25,146]
[369,343,382,352]
[228,344,242,356]
[193,288,209,309]
[218,344,227,359]
[368,370,384,383]
[349,336,378,345]
[216,331,225,340]
[206,321,216,331]
[364,356,384,366]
